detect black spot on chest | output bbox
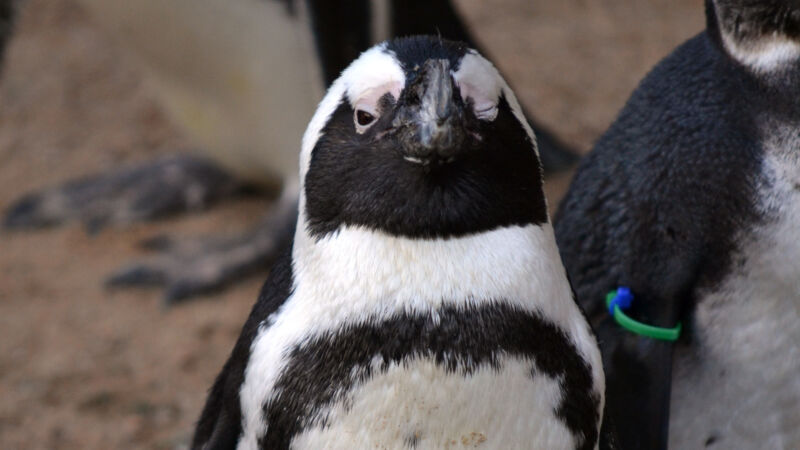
[258,302,600,450]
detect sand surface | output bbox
[0,0,701,448]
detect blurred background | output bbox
[0,0,702,448]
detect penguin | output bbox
[554,1,800,448]
[192,36,604,450]
[1,0,577,303]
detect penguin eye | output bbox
[356,110,375,125]
[354,109,378,133]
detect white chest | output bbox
[291,358,575,450]
[236,224,603,450]
[671,149,800,449]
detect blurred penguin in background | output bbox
[1,0,578,304]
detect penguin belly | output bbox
[671,148,800,449]
[240,296,601,449]
[292,357,575,450]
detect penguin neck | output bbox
[290,206,575,323]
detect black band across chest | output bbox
[259,302,600,450]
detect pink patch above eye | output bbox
[353,81,403,113]
[452,52,503,121]
[352,81,403,133]
[454,79,499,121]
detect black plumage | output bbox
[555,1,800,448]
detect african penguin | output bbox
[192,36,604,450]
[554,1,800,448]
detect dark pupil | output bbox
[356,110,375,126]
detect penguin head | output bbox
[298,36,547,240]
[707,0,800,72]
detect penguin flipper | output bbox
[569,241,691,450]
[555,153,703,450]
[594,315,678,450]
[192,370,240,450]
[192,253,296,449]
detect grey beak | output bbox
[395,59,466,165]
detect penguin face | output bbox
[709,0,800,71]
[299,36,547,240]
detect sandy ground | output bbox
[0,0,702,448]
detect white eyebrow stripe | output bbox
[299,44,406,181]
[453,51,503,107]
[454,51,537,156]
[342,45,406,106]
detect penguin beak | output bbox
[393,59,467,167]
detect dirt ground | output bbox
[0,0,702,448]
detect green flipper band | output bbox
[606,289,682,341]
